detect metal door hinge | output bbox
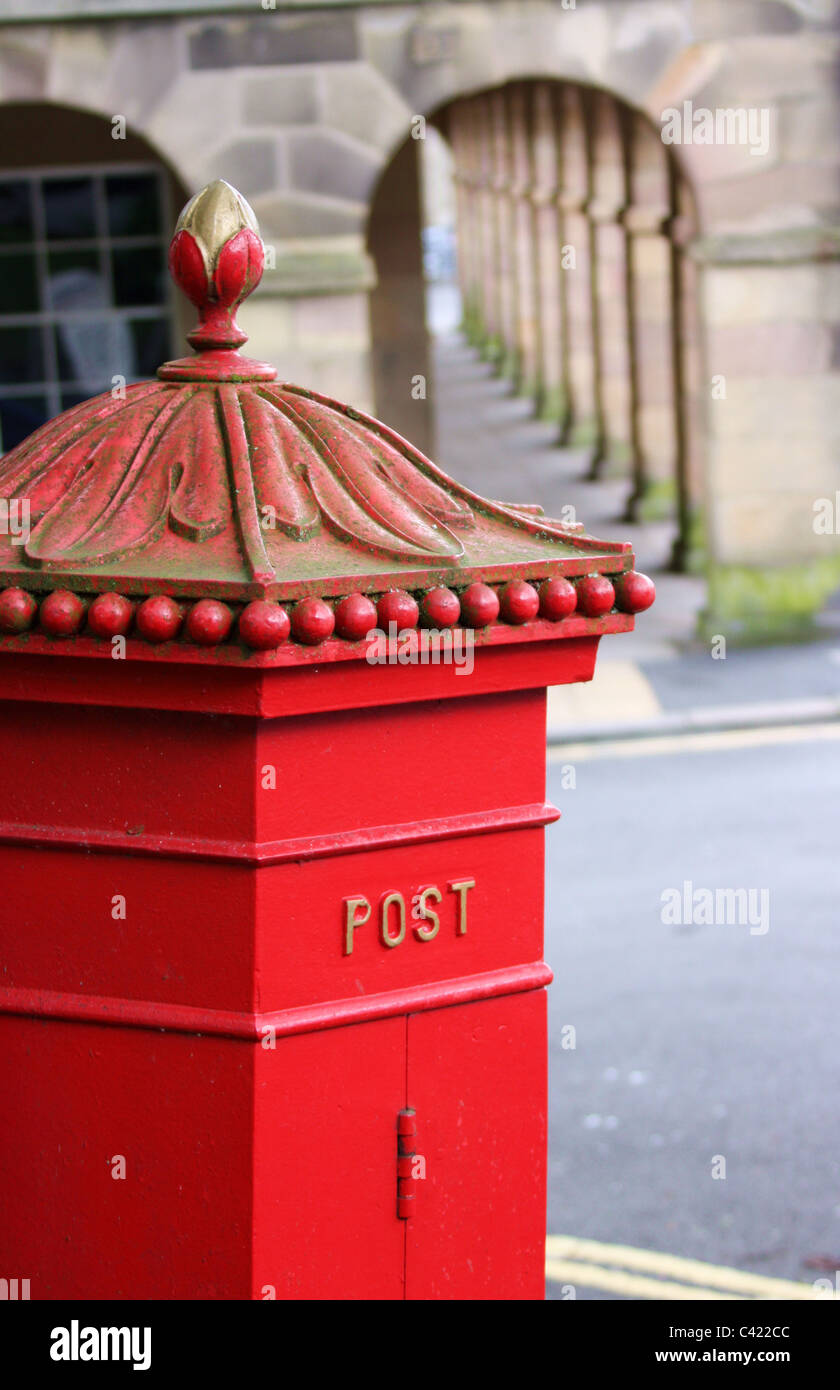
[397,1107,418,1220]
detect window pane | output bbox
[48,249,108,313]
[0,395,49,450]
[60,390,93,411]
[0,168,173,439]
[0,326,44,385]
[0,181,33,245]
[130,316,171,376]
[0,252,39,313]
[43,177,97,241]
[54,317,135,389]
[105,173,161,237]
[111,245,166,307]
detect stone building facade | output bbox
[0,0,838,637]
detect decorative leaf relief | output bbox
[275,392,464,560]
[167,390,230,541]
[303,453,451,560]
[24,415,140,525]
[278,384,475,529]
[216,385,275,583]
[0,386,159,512]
[278,383,610,549]
[0,371,599,576]
[25,392,193,565]
[243,391,320,540]
[324,409,474,529]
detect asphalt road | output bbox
[544,723,840,1300]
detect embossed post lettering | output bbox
[343,896,371,956]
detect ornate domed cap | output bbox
[0,181,653,661]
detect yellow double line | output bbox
[546,1236,838,1300]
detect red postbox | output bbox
[0,182,653,1301]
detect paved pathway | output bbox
[431,330,705,664]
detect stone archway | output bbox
[366,78,703,573]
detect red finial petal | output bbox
[214,229,265,307]
[168,229,209,308]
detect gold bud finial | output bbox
[174,179,260,276]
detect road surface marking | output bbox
[545,1258,739,1300]
[548,720,840,762]
[545,1235,836,1299]
[547,662,662,734]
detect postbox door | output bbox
[404,989,548,1300]
[253,1016,408,1301]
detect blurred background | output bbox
[0,0,838,1299]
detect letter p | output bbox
[343,896,371,956]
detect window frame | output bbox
[0,160,177,446]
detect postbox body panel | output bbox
[255,829,545,1013]
[406,991,548,1301]
[0,848,257,1013]
[253,1018,407,1302]
[0,653,573,1298]
[0,673,557,1018]
[0,1017,253,1300]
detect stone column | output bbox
[530,81,563,421]
[557,85,602,464]
[647,26,840,637]
[491,88,518,380]
[451,101,483,348]
[697,233,840,638]
[508,82,539,399]
[586,89,632,480]
[666,173,701,574]
[622,107,678,525]
[449,104,477,343]
[475,94,501,363]
[550,83,574,446]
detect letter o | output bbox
[380,892,406,948]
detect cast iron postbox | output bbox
[0,182,654,1301]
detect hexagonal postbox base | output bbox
[0,635,600,1300]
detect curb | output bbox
[546,695,840,745]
